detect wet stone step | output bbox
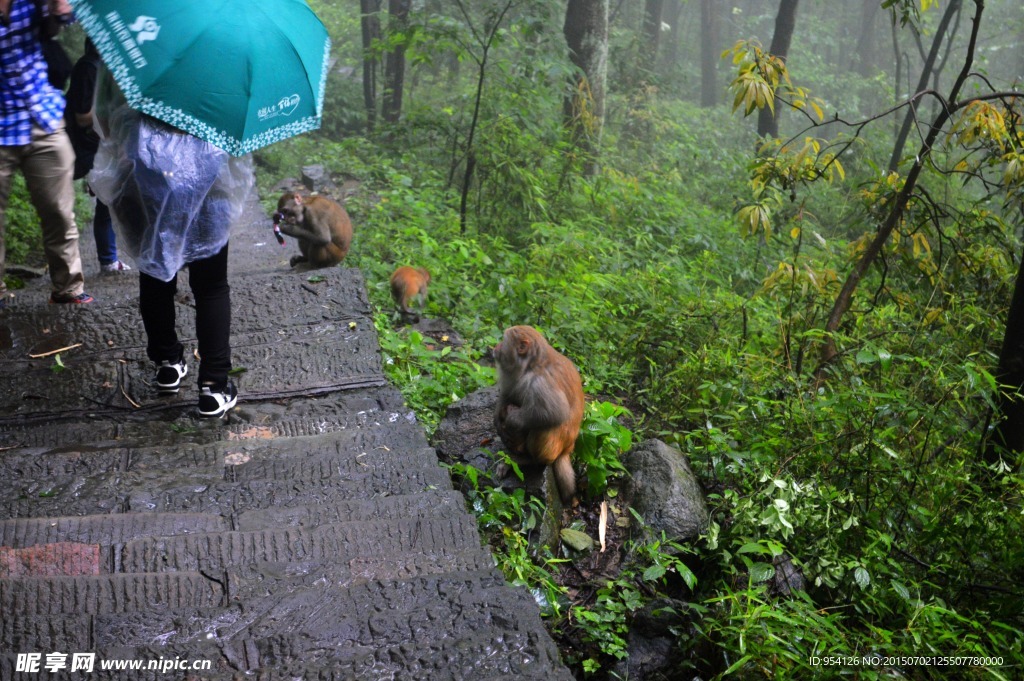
[0,385,415,449]
[136,431,435,477]
[2,470,125,519]
[0,494,470,564]
[2,426,434,484]
[86,570,513,648]
[221,446,443,484]
[0,445,128,482]
[0,409,432,499]
[127,464,454,513]
[1,457,453,520]
[0,572,225,616]
[233,489,469,531]
[230,571,537,646]
[232,588,559,672]
[0,324,386,421]
[230,269,374,327]
[326,548,498,585]
[0,268,372,362]
[73,573,535,667]
[260,625,573,681]
[118,516,486,573]
[0,303,140,362]
[2,642,569,681]
[0,513,230,549]
[1,614,94,656]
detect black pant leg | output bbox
[139,271,182,364]
[188,243,231,389]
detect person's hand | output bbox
[47,0,73,19]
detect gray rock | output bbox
[410,317,464,348]
[431,386,502,474]
[301,164,328,192]
[772,552,805,596]
[611,598,689,681]
[431,386,564,546]
[624,439,709,541]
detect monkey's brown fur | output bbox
[389,266,431,320]
[494,325,584,504]
[275,192,353,268]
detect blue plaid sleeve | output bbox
[0,0,68,146]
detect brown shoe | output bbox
[49,292,95,304]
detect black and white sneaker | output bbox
[198,381,238,418]
[155,357,188,394]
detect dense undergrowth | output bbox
[5,9,1022,678]
[247,86,1024,678]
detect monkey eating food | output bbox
[272,192,353,268]
[493,325,584,504]
[389,266,431,321]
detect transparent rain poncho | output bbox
[89,71,254,282]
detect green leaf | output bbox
[737,542,770,555]
[643,563,667,582]
[749,562,775,583]
[723,654,753,675]
[50,353,66,373]
[560,528,595,552]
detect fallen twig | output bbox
[29,343,82,359]
[120,385,141,409]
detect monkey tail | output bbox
[551,453,576,505]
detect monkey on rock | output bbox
[493,325,585,504]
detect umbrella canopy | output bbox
[68,0,330,156]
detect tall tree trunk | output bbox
[932,3,963,95]
[851,0,881,76]
[382,0,411,125]
[639,0,664,78]
[700,0,719,107]
[887,0,963,172]
[757,0,800,139]
[563,0,610,177]
[990,237,1024,461]
[663,0,683,75]
[891,17,903,142]
[360,0,382,131]
[816,0,985,381]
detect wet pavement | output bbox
[0,195,571,679]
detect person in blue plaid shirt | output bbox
[0,0,92,304]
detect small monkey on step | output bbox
[273,192,353,268]
[389,266,431,321]
[494,325,584,504]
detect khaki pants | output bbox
[0,124,84,298]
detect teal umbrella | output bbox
[67,0,330,156]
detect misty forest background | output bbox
[6,0,1024,678]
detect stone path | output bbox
[0,194,571,679]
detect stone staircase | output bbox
[0,194,571,679]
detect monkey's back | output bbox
[304,196,352,265]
